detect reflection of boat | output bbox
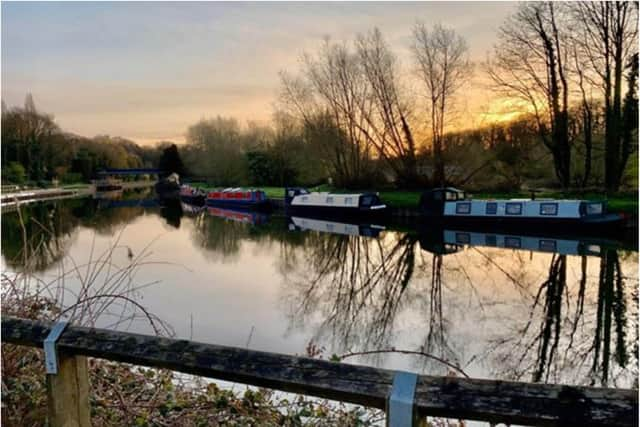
[419,227,611,257]
[93,178,123,192]
[206,188,270,210]
[285,187,387,219]
[179,184,206,205]
[181,201,205,215]
[419,188,625,232]
[207,206,269,225]
[288,216,385,238]
[94,189,124,201]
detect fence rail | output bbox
[2,317,637,427]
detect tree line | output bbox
[3,2,637,193]
[1,95,163,185]
[178,2,637,192]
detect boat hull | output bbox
[419,213,626,234]
[180,194,205,206]
[205,199,271,211]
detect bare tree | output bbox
[412,23,471,186]
[488,2,572,189]
[279,40,376,187]
[356,28,421,187]
[571,2,638,192]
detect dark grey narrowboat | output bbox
[285,188,388,219]
[419,188,625,233]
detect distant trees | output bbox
[1,94,160,184]
[182,114,326,187]
[412,23,472,186]
[489,2,572,189]
[356,29,420,187]
[489,1,638,192]
[572,2,638,192]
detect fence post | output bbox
[46,353,91,427]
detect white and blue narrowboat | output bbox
[288,216,385,238]
[285,188,387,219]
[179,184,206,206]
[419,188,625,232]
[206,188,270,210]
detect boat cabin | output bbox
[285,188,386,212]
[420,187,608,219]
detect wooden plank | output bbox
[3,316,637,427]
[46,353,91,427]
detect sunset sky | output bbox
[2,2,517,145]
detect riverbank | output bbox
[259,186,639,214]
[0,181,155,211]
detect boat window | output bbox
[326,196,334,204]
[486,202,497,215]
[456,202,471,214]
[345,197,353,204]
[539,239,557,252]
[360,195,374,207]
[505,237,521,248]
[505,202,522,215]
[586,202,603,215]
[540,203,558,216]
[485,235,497,246]
[455,232,470,244]
[445,191,459,201]
[301,196,308,202]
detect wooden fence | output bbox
[2,316,637,427]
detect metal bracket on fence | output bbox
[387,371,418,427]
[44,321,68,374]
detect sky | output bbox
[2,1,517,145]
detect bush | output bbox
[61,172,84,184]
[2,162,26,184]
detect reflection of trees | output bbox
[590,249,628,387]
[2,201,79,272]
[490,250,636,387]
[421,254,456,366]
[190,214,255,262]
[2,196,151,271]
[283,231,418,351]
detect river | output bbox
[1,188,638,391]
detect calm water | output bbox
[2,190,638,390]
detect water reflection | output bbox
[1,197,637,388]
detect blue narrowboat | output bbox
[419,187,625,233]
[206,188,270,210]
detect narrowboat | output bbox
[206,188,270,210]
[432,229,606,257]
[288,216,385,238]
[285,188,388,219]
[419,187,625,232]
[179,184,206,206]
[207,206,269,226]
